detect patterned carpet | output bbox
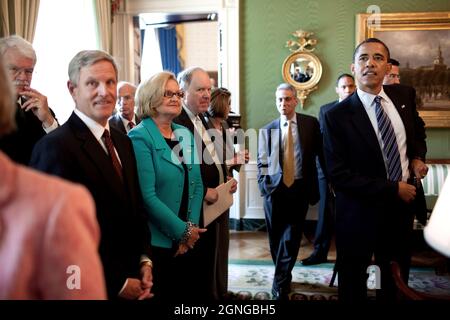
[228,259,450,300]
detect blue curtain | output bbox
[157,26,181,75]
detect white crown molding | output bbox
[127,0,222,14]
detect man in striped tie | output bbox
[109,82,141,134]
[323,38,428,302]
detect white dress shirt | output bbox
[183,105,224,184]
[120,114,137,133]
[357,88,409,181]
[74,108,122,166]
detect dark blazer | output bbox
[323,84,427,250]
[203,113,242,174]
[257,112,322,205]
[0,104,55,165]
[318,100,338,133]
[317,100,339,179]
[109,113,141,135]
[30,112,151,298]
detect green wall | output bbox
[241,0,450,159]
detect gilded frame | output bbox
[356,12,450,128]
[282,51,323,108]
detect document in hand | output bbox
[203,179,235,227]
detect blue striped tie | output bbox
[374,96,402,181]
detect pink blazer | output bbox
[0,152,106,299]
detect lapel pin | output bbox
[401,105,405,109]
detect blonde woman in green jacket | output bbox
[129,71,205,301]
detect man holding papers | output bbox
[257,83,323,300]
[175,67,237,300]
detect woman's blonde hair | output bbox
[136,71,177,119]
[0,57,16,137]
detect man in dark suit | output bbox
[30,50,153,300]
[302,73,356,266]
[174,66,237,300]
[257,83,322,300]
[323,38,428,302]
[0,35,58,165]
[109,81,140,134]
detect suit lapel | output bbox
[199,113,228,176]
[143,118,184,172]
[296,113,306,157]
[348,94,383,156]
[111,128,134,187]
[69,113,125,197]
[383,85,409,131]
[176,108,195,133]
[273,119,283,169]
[112,114,127,135]
[135,114,142,125]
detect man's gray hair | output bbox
[68,50,118,86]
[177,66,206,91]
[117,81,136,94]
[0,35,37,64]
[276,83,297,96]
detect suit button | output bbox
[188,209,192,213]
[189,196,193,199]
[189,166,193,170]
[191,181,195,185]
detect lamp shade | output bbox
[424,176,450,257]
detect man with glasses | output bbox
[109,81,140,134]
[0,35,58,165]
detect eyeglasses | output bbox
[163,90,185,99]
[7,65,34,77]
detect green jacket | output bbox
[129,117,203,248]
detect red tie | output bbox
[102,129,123,181]
[128,121,135,130]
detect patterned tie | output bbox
[283,121,295,187]
[102,129,123,181]
[374,96,402,181]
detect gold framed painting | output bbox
[356,12,450,128]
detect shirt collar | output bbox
[183,104,199,122]
[74,108,111,141]
[357,87,389,109]
[120,114,136,126]
[280,114,297,126]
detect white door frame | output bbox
[117,0,243,220]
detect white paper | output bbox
[203,179,235,227]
